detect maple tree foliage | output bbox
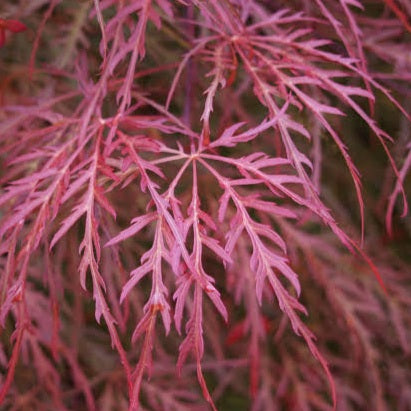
[0,1,410,410]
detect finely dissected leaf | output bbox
[0,1,410,410]
[211,106,288,148]
[50,200,88,250]
[105,212,157,247]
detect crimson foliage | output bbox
[0,1,410,410]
